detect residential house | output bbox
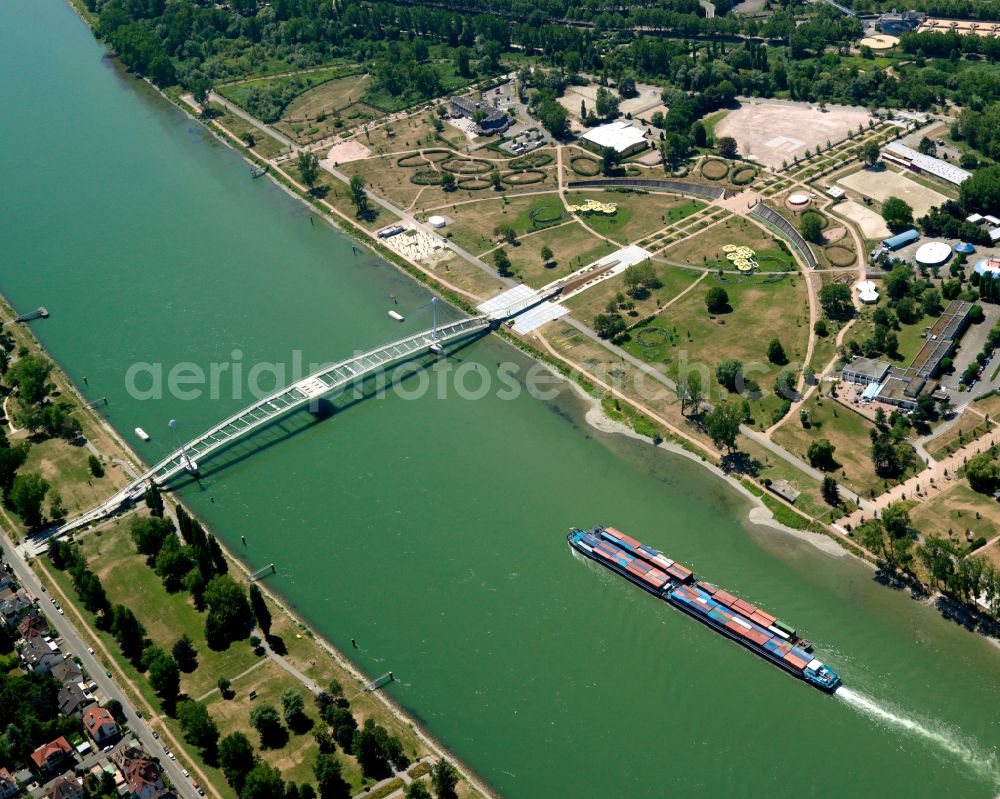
[20,638,64,675]
[46,777,82,799]
[58,683,95,719]
[82,708,118,746]
[0,589,32,627]
[0,767,18,799]
[29,739,74,777]
[113,749,166,799]
[17,612,48,642]
[50,661,83,689]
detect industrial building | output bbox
[876,10,926,35]
[883,141,971,186]
[448,96,511,135]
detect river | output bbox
[3,3,1000,796]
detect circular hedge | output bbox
[570,155,600,176]
[701,159,729,180]
[730,166,756,185]
[441,158,492,174]
[802,209,828,229]
[502,170,546,186]
[825,245,856,267]
[396,153,426,168]
[411,170,442,185]
[671,165,689,178]
[423,149,451,162]
[636,327,670,348]
[510,152,553,169]
[528,203,565,226]
[457,176,491,190]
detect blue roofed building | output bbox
[882,229,919,250]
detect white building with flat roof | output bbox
[579,121,648,156]
[883,141,971,185]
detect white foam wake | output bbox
[836,686,999,785]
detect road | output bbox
[0,538,199,799]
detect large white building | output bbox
[883,141,971,186]
[579,121,648,156]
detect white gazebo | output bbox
[856,280,879,304]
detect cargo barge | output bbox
[568,526,841,693]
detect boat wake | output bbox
[835,686,999,785]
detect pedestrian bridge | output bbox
[55,288,555,537]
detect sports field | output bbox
[714,100,871,167]
[837,167,949,216]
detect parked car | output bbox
[182,770,189,778]
[87,647,94,654]
[151,731,159,739]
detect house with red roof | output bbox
[82,707,118,745]
[0,767,18,799]
[46,777,81,799]
[29,738,74,776]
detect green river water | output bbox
[3,3,1000,796]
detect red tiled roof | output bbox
[82,707,115,735]
[30,737,73,769]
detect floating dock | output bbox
[15,307,48,322]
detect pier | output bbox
[363,672,394,692]
[250,164,269,179]
[249,563,276,581]
[15,306,48,322]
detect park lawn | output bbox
[565,265,701,331]
[908,482,1000,550]
[925,408,995,459]
[662,216,796,272]
[562,191,704,244]
[499,222,617,287]
[701,108,731,141]
[771,393,885,497]
[79,520,261,700]
[207,106,289,159]
[363,114,456,154]
[438,195,564,254]
[421,253,507,299]
[284,73,372,120]
[339,155,424,209]
[282,161,395,233]
[894,319,931,364]
[218,67,352,115]
[650,273,807,381]
[18,436,120,522]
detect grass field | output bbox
[497,222,617,287]
[908,482,1000,550]
[284,73,372,120]
[207,106,289,159]
[772,393,888,497]
[564,263,701,325]
[438,195,564,255]
[619,272,810,428]
[562,191,705,244]
[662,216,796,273]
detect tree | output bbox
[493,224,517,245]
[882,196,914,232]
[130,516,174,559]
[677,371,704,416]
[622,262,658,299]
[807,438,837,471]
[493,249,512,278]
[821,476,839,506]
[297,151,320,191]
[217,676,232,698]
[352,721,392,780]
[440,172,456,192]
[327,707,358,750]
[704,400,742,453]
[145,648,181,709]
[8,473,49,528]
[405,781,432,799]
[349,174,370,218]
[111,605,146,663]
[715,359,744,393]
[960,164,1000,214]
[177,700,220,759]
[593,313,626,339]
[0,443,28,495]
[801,213,824,244]
[314,753,350,799]
[767,338,787,365]
[281,689,309,732]
[250,703,286,749]
[819,283,853,320]
[242,763,285,799]
[88,454,104,478]
[595,87,619,119]
[540,245,554,265]
[966,452,1000,494]
[862,140,880,166]
[249,584,272,637]
[599,146,621,176]
[48,490,65,521]
[705,286,730,314]
[144,481,164,517]
[7,355,52,406]
[172,635,198,672]
[717,136,738,159]
[537,100,569,139]
[431,758,459,799]
[204,575,253,650]
[219,733,255,791]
